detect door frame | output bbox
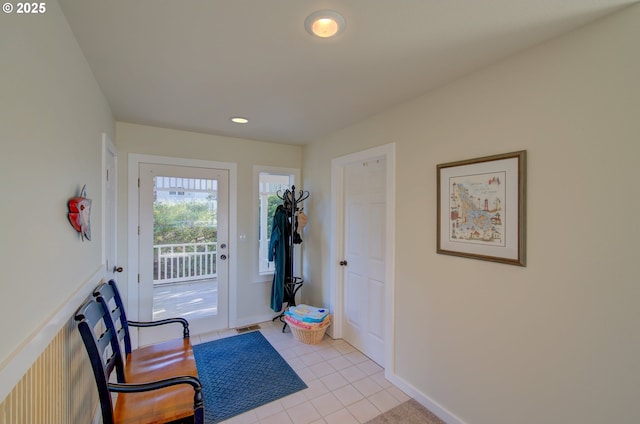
[102,133,117,278]
[330,143,396,373]
[127,154,238,344]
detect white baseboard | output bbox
[385,371,468,424]
[233,312,279,329]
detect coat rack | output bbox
[271,185,309,332]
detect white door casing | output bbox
[331,143,396,371]
[102,133,118,278]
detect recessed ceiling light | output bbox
[305,10,345,39]
[230,117,249,124]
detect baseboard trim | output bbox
[385,371,468,424]
[233,312,277,329]
[0,266,104,403]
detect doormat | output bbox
[193,331,307,423]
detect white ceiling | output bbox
[59,0,638,145]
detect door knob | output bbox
[220,254,227,260]
[113,266,124,273]
[339,260,348,266]
[220,243,227,249]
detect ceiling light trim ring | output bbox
[305,10,346,39]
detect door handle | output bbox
[220,254,227,261]
[113,266,124,273]
[339,260,348,266]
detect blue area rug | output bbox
[193,331,307,423]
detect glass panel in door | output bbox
[152,175,218,319]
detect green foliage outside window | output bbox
[153,201,217,245]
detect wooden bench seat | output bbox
[75,281,204,424]
[126,337,196,382]
[113,382,199,424]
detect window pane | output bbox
[258,173,292,274]
[153,175,219,320]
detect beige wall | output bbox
[0,0,114,385]
[2,1,639,423]
[115,122,302,325]
[302,5,640,424]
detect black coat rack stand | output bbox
[272,185,309,332]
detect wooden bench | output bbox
[75,280,204,424]
[93,280,195,380]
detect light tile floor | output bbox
[189,320,415,424]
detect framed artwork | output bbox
[437,150,526,266]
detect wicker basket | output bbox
[285,315,331,345]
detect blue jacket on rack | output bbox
[269,205,291,312]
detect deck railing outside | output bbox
[154,242,216,284]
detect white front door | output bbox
[138,162,229,345]
[342,157,387,365]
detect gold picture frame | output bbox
[437,150,527,266]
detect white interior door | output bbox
[138,163,229,345]
[342,157,387,365]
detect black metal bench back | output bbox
[75,298,125,424]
